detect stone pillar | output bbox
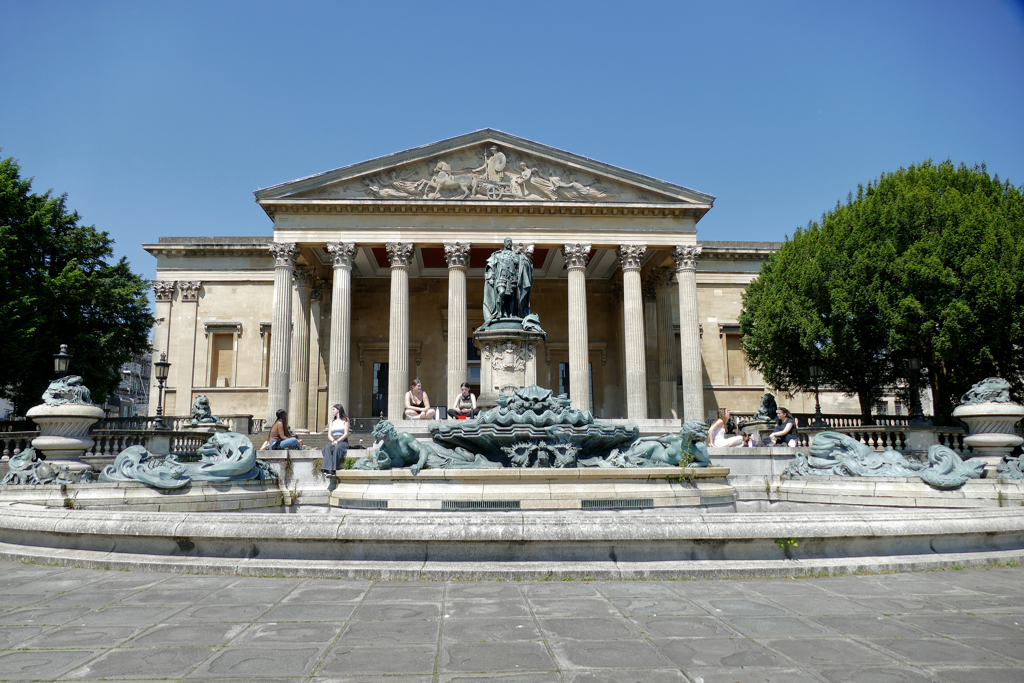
[652,267,678,418]
[149,281,175,415]
[326,242,357,413]
[562,243,592,411]
[445,242,471,410]
[643,276,660,419]
[289,266,315,431]
[267,243,297,425]
[386,242,414,420]
[618,245,648,420]
[674,245,704,422]
[175,281,202,415]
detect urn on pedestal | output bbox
[952,378,1024,477]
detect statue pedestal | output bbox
[26,403,106,473]
[473,325,545,409]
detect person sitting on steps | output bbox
[404,378,436,420]
[447,382,481,419]
[321,403,350,474]
[708,408,750,448]
[268,409,303,449]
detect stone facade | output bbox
[144,131,861,429]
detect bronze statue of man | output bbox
[483,238,533,324]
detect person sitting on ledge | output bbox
[708,408,749,448]
[268,409,303,449]
[766,407,799,447]
[447,382,481,419]
[404,378,436,420]
[321,403,350,474]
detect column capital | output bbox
[648,266,675,292]
[178,281,201,302]
[269,242,298,268]
[152,280,176,302]
[293,265,317,290]
[617,244,647,271]
[443,242,472,269]
[310,278,326,301]
[562,243,592,270]
[386,242,414,268]
[326,242,358,268]
[672,244,702,272]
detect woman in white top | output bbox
[708,408,748,448]
[321,404,350,475]
[404,379,436,420]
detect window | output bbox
[875,402,888,415]
[558,362,594,408]
[372,362,389,418]
[894,400,903,416]
[467,338,481,390]
[260,323,272,387]
[725,334,746,386]
[209,333,235,387]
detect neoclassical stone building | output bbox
[146,130,842,429]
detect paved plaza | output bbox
[0,560,1020,682]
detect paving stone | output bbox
[0,592,48,606]
[444,598,531,618]
[260,603,356,622]
[169,603,273,622]
[439,674,562,683]
[354,602,441,621]
[900,613,1021,637]
[39,590,129,607]
[548,639,673,670]
[341,618,441,644]
[631,615,739,638]
[537,617,639,640]
[312,677,433,683]
[651,637,788,667]
[737,579,831,597]
[800,577,901,597]
[440,640,556,672]
[0,606,92,625]
[154,575,238,590]
[683,670,823,683]
[963,636,1024,662]
[929,668,1024,683]
[849,596,958,614]
[445,583,524,600]
[665,582,749,598]
[68,646,215,679]
[22,624,137,648]
[239,622,345,644]
[561,670,689,683]
[70,604,182,626]
[818,667,938,683]
[812,614,929,637]
[130,622,247,646]
[204,587,296,604]
[722,616,834,637]
[526,598,617,617]
[280,585,369,603]
[937,594,1024,613]
[608,597,698,616]
[367,585,445,602]
[443,616,541,642]
[700,597,790,616]
[318,643,437,676]
[122,588,215,604]
[196,646,323,677]
[522,583,602,598]
[0,626,44,647]
[878,579,972,595]
[594,582,680,598]
[0,649,100,679]
[766,594,875,615]
[866,636,1012,665]
[764,637,898,667]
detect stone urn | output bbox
[26,376,105,473]
[952,377,1024,477]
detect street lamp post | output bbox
[153,352,171,430]
[809,351,826,428]
[53,344,71,378]
[908,356,928,424]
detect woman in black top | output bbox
[769,407,798,446]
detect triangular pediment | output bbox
[254,129,714,205]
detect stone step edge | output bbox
[0,540,1020,581]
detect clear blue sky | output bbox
[3,0,1023,283]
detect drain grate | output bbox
[582,498,655,510]
[333,498,388,509]
[442,500,521,511]
[700,495,735,506]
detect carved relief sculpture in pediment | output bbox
[350,145,619,203]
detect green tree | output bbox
[0,154,154,414]
[740,160,1024,422]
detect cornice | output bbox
[144,243,274,259]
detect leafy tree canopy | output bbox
[0,154,154,414]
[740,160,1024,422]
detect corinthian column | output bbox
[289,265,315,431]
[445,242,471,410]
[149,281,175,415]
[267,243,297,425]
[326,242,357,413]
[652,267,678,418]
[674,245,704,422]
[562,243,591,412]
[618,244,648,420]
[386,242,414,420]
